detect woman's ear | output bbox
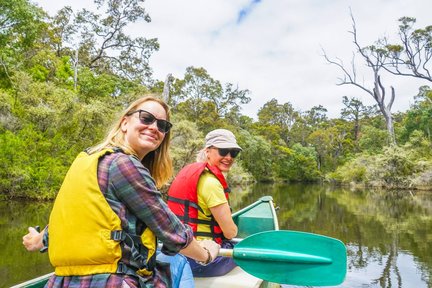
[120,117,128,133]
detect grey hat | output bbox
[205,129,242,150]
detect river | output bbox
[1,183,431,287]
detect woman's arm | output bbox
[210,203,238,239]
[110,155,219,262]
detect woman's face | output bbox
[121,100,168,160]
[206,147,235,172]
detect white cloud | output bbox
[34,0,432,118]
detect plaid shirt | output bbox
[46,151,194,288]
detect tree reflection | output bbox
[230,183,432,287]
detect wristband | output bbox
[196,247,212,266]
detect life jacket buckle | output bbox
[111,230,126,241]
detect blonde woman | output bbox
[23,95,219,288]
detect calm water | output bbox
[1,183,432,288]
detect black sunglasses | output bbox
[214,148,241,158]
[127,109,172,133]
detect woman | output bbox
[22,95,219,288]
[167,129,241,277]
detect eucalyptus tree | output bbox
[236,130,274,182]
[51,0,159,85]
[169,116,204,173]
[371,17,432,83]
[256,98,298,145]
[169,67,251,129]
[341,96,376,144]
[0,0,47,85]
[402,85,432,141]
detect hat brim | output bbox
[209,143,242,150]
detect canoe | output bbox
[196,195,280,288]
[12,196,280,288]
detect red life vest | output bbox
[167,162,230,244]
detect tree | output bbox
[53,0,159,84]
[0,0,47,85]
[170,67,251,128]
[340,96,376,144]
[374,17,432,82]
[236,130,274,181]
[304,105,328,128]
[257,98,298,145]
[169,117,204,173]
[402,85,432,141]
[281,143,320,182]
[323,12,396,145]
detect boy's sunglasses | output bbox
[127,110,172,133]
[214,148,241,158]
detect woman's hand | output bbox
[22,227,44,252]
[199,239,220,263]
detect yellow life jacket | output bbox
[48,149,157,276]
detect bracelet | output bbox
[196,247,212,266]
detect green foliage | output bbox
[328,142,432,189]
[68,0,159,83]
[1,2,432,199]
[358,125,388,153]
[236,130,274,182]
[256,98,297,145]
[0,0,47,49]
[378,146,416,187]
[169,116,204,173]
[170,66,251,121]
[0,125,70,199]
[277,143,321,182]
[401,86,432,142]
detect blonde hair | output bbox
[196,148,207,163]
[87,95,173,188]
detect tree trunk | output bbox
[373,76,396,145]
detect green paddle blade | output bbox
[233,230,347,286]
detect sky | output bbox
[33,0,432,119]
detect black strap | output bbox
[194,231,224,238]
[167,196,204,213]
[111,230,151,271]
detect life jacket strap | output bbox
[110,230,153,272]
[167,196,204,213]
[194,231,224,238]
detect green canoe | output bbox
[12,196,280,288]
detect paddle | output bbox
[219,230,347,286]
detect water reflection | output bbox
[1,184,432,287]
[0,201,53,287]
[230,183,432,288]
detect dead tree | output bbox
[162,73,173,103]
[323,12,396,145]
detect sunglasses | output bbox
[127,109,173,133]
[214,148,241,158]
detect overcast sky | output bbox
[34,0,431,119]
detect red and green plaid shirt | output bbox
[46,151,193,288]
